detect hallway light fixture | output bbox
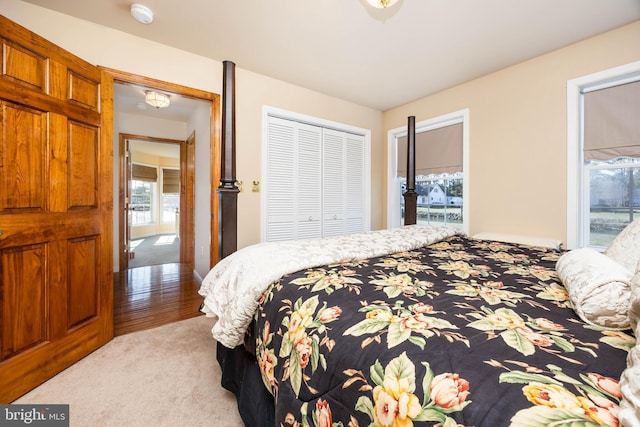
[131,4,154,24]
[145,91,170,108]
[367,0,400,8]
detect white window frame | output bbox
[386,109,470,232]
[261,106,372,242]
[566,60,640,249]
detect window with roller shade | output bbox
[581,78,640,248]
[161,168,180,224]
[130,163,157,225]
[396,119,464,229]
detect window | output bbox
[388,110,469,232]
[161,168,180,223]
[130,179,155,225]
[567,62,640,249]
[586,159,640,247]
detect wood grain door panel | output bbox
[0,102,47,212]
[0,15,112,403]
[1,244,46,361]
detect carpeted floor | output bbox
[129,234,180,268]
[14,316,244,426]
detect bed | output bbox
[206,82,639,425]
[199,222,640,426]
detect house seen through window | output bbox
[395,113,466,230]
[399,174,463,228]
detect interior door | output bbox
[122,138,132,270]
[0,16,113,402]
[181,132,196,265]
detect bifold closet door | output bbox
[265,115,365,241]
[265,116,321,241]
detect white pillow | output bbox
[618,261,640,427]
[556,247,632,330]
[605,218,640,273]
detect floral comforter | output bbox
[250,235,633,426]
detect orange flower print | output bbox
[398,313,434,333]
[534,318,565,331]
[315,400,332,427]
[295,334,313,369]
[412,303,434,314]
[318,306,342,323]
[578,395,619,427]
[517,327,554,347]
[258,346,278,387]
[486,281,505,289]
[588,373,622,399]
[430,373,470,409]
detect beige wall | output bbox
[234,68,382,248]
[3,2,382,275]
[384,21,640,246]
[3,1,638,256]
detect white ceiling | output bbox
[113,83,205,122]
[21,0,640,112]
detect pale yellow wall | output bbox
[383,21,640,246]
[4,1,637,255]
[3,1,382,273]
[234,68,383,249]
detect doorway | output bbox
[105,68,220,335]
[107,71,218,272]
[126,139,182,268]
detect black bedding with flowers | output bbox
[217,234,633,426]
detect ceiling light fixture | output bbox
[131,4,154,24]
[145,91,170,108]
[367,0,400,8]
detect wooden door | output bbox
[181,132,196,265]
[121,138,132,270]
[0,16,113,402]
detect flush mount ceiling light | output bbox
[131,4,154,24]
[145,91,170,108]
[367,0,400,8]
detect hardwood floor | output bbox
[113,263,203,336]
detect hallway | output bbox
[113,263,202,336]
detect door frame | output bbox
[119,135,188,270]
[102,68,221,270]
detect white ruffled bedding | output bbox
[199,224,461,348]
[556,247,632,330]
[619,262,640,427]
[554,217,640,427]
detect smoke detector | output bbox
[131,4,154,24]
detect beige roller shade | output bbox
[131,164,157,182]
[397,123,463,176]
[163,168,180,193]
[584,80,640,161]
